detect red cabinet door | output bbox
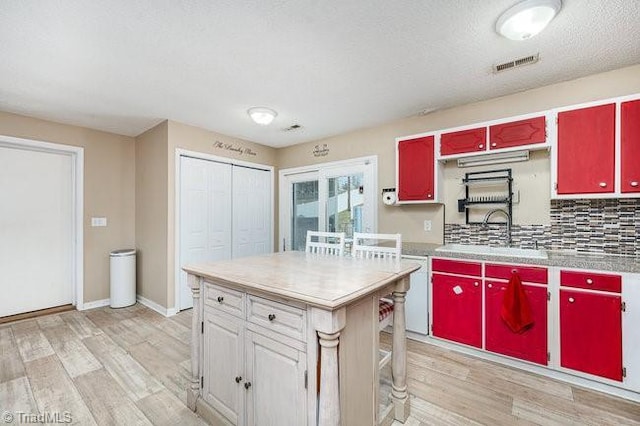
[440,127,487,156]
[557,104,615,194]
[621,99,640,193]
[397,136,435,201]
[485,281,548,365]
[560,289,622,381]
[432,273,482,348]
[489,116,546,150]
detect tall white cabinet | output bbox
[179,155,272,310]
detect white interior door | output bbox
[179,156,232,310]
[0,146,73,317]
[232,166,272,258]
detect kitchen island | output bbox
[184,251,421,426]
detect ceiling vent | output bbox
[494,53,539,73]
[283,124,302,132]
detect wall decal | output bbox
[313,143,330,157]
[213,140,257,156]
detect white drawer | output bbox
[204,281,245,318]
[247,295,306,342]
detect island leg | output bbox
[311,307,346,426]
[187,274,201,411]
[391,277,410,422]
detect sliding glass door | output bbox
[280,157,377,251]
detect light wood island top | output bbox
[183,251,421,310]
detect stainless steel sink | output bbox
[435,243,548,259]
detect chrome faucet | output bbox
[482,208,512,246]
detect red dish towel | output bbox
[501,272,534,333]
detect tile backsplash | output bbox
[445,199,640,256]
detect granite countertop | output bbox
[402,242,640,274]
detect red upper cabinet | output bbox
[560,289,623,381]
[440,127,487,156]
[621,99,640,193]
[397,135,435,202]
[489,116,546,150]
[556,104,616,195]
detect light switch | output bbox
[91,217,107,227]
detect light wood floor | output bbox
[1,304,639,425]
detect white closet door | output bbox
[232,166,271,258]
[179,157,232,310]
[0,146,73,317]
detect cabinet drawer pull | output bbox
[217,296,224,303]
[478,144,484,149]
[631,181,639,187]
[268,313,276,321]
[568,297,575,303]
[599,182,607,188]
[235,376,242,383]
[586,278,593,285]
[244,382,252,390]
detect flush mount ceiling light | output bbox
[496,0,562,41]
[247,107,277,125]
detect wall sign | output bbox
[313,143,330,157]
[213,140,257,156]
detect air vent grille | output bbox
[494,53,539,73]
[283,124,302,132]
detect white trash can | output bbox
[110,249,136,308]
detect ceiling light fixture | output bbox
[496,0,562,41]
[247,107,277,125]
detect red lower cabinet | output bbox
[560,289,623,381]
[432,274,482,348]
[485,282,548,365]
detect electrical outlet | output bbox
[423,220,432,232]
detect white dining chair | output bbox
[305,231,346,256]
[352,232,402,368]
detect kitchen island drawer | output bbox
[560,270,621,293]
[204,281,245,317]
[247,295,306,342]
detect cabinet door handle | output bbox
[217,296,224,303]
[586,278,593,285]
[599,182,607,188]
[268,313,276,321]
[568,297,575,303]
[478,144,484,149]
[244,382,252,390]
[235,376,242,383]
[487,283,492,288]
[474,281,479,287]
[491,142,497,147]
[631,181,639,187]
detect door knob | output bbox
[217,296,224,303]
[235,376,242,383]
[244,382,252,390]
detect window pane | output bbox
[292,180,318,251]
[327,173,364,238]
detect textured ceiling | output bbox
[1,1,639,147]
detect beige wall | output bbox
[277,63,640,242]
[135,121,169,307]
[0,111,136,303]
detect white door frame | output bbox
[174,148,274,313]
[278,155,378,251]
[0,135,84,310]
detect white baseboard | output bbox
[137,295,178,317]
[79,298,110,310]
